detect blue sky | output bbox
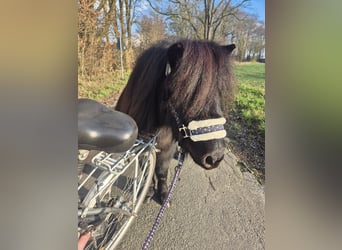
[242,0,265,22]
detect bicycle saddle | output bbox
[78,98,138,153]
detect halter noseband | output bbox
[168,104,227,142]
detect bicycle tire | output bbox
[80,145,156,250]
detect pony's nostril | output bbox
[205,156,214,166]
[203,153,224,169]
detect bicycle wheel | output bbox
[79,143,156,250]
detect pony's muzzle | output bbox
[201,150,224,169]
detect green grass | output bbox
[78,71,131,101]
[234,62,265,86]
[233,63,265,135]
[226,62,265,184]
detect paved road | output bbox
[117,148,265,250]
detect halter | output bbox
[168,103,227,142]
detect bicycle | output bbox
[78,98,156,250]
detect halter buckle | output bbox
[179,125,191,138]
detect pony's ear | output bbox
[223,44,236,54]
[167,42,184,71]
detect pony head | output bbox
[116,39,235,170]
[162,40,235,169]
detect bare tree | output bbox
[227,12,264,61]
[78,0,113,78]
[146,0,250,40]
[108,0,139,68]
[248,22,265,61]
[136,12,167,51]
[78,0,139,80]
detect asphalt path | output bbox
[117,148,265,250]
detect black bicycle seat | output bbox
[78,98,138,153]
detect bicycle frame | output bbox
[78,135,157,249]
[79,135,156,217]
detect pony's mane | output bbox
[115,41,169,131]
[115,39,234,133]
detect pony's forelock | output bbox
[167,40,234,120]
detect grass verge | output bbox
[78,71,130,104]
[226,62,265,184]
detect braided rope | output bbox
[141,150,185,250]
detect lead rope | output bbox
[141,148,185,250]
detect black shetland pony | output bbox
[116,39,235,203]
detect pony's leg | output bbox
[147,127,176,204]
[145,175,156,203]
[155,142,177,204]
